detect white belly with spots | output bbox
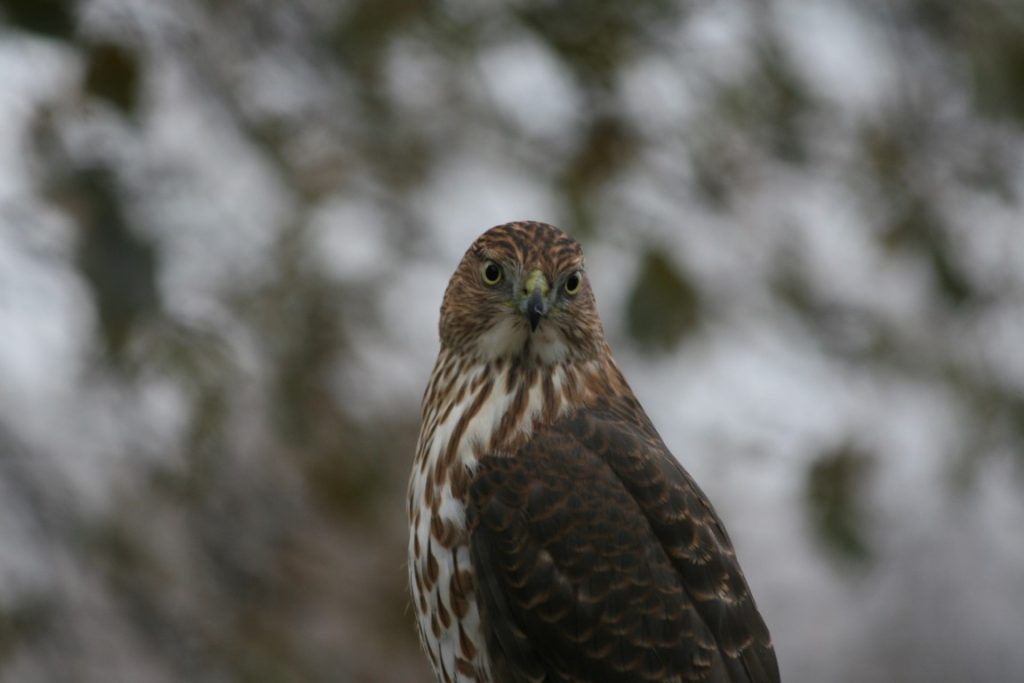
[408,359,571,682]
[408,509,483,682]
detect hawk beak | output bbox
[526,289,545,332]
[521,269,550,332]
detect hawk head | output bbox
[439,221,606,365]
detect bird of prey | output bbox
[408,222,779,683]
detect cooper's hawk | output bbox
[408,222,779,683]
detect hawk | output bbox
[408,222,779,683]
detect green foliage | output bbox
[717,35,813,164]
[83,42,143,115]
[626,249,700,352]
[516,0,683,88]
[806,442,875,564]
[65,166,160,362]
[907,0,1024,124]
[562,115,638,233]
[0,599,52,665]
[0,0,75,39]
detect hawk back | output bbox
[467,399,780,683]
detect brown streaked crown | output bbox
[438,221,605,362]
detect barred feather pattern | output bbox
[408,346,623,682]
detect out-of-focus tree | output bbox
[0,1,1022,682]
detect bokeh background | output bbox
[1,1,1023,681]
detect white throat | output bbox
[474,317,571,365]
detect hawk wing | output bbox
[468,400,779,683]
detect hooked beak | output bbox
[526,289,545,332]
[521,269,550,332]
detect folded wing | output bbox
[468,401,779,683]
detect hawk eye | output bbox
[564,271,582,295]
[481,261,502,285]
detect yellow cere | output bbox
[523,269,550,297]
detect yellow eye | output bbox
[481,260,502,285]
[564,271,582,295]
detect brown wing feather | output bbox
[468,399,779,683]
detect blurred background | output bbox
[1,0,1023,681]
